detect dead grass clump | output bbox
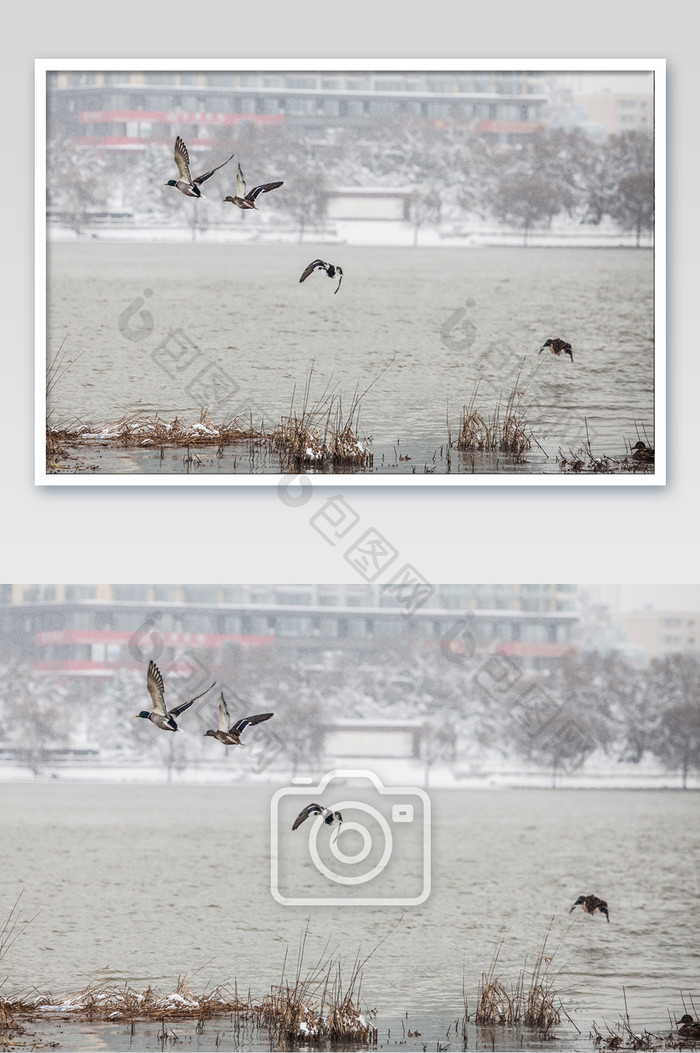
[46,409,264,456]
[475,932,516,1026]
[591,1018,662,1051]
[558,422,655,474]
[259,922,382,1047]
[112,408,263,448]
[520,926,561,1032]
[25,976,248,1022]
[0,893,38,1040]
[271,411,372,472]
[0,997,24,1040]
[271,362,382,473]
[11,921,399,1048]
[590,992,700,1051]
[457,361,534,458]
[474,924,564,1038]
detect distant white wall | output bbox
[325,729,416,757]
[327,195,407,220]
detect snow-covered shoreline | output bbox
[1,757,695,790]
[46,217,653,249]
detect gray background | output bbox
[6,7,692,585]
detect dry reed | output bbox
[558,421,655,474]
[47,409,263,451]
[44,357,397,475]
[270,361,385,473]
[591,992,700,1052]
[0,893,38,1044]
[7,921,398,1048]
[21,976,248,1022]
[457,360,534,458]
[474,923,564,1037]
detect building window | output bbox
[220,586,245,604]
[205,73,232,87]
[346,99,367,117]
[285,76,318,90]
[286,97,315,115]
[182,586,220,603]
[112,586,151,601]
[145,72,176,85]
[65,586,96,601]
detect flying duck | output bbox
[165,136,234,198]
[292,803,343,832]
[204,692,273,746]
[569,894,609,921]
[677,1016,700,1039]
[136,660,216,732]
[539,338,574,362]
[224,164,284,210]
[299,259,343,294]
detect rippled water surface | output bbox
[46,243,655,473]
[2,785,696,1050]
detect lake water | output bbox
[2,784,696,1050]
[46,243,655,475]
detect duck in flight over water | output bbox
[299,259,344,294]
[165,136,234,198]
[136,660,216,732]
[539,338,574,362]
[204,692,273,746]
[224,163,284,210]
[569,894,609,921]
[292,803,343,839]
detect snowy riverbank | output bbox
[0,754,695,790]
[46,216,653,249]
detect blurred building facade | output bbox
[47,69,549,150]
[0,584,580,677]
[572,92,653,136]
[610,608,700,660]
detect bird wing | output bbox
[174,137,192,184]
[235,163,246,198]
[194,152,235,186]
[292,803,323,830]
[218,692,231,733]
[299,259,326,283]
[146,661,167,716]
[169,680,217,718]
[230,712,274,735]
[247,181,284,202]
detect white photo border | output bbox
[36,57,666,487]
